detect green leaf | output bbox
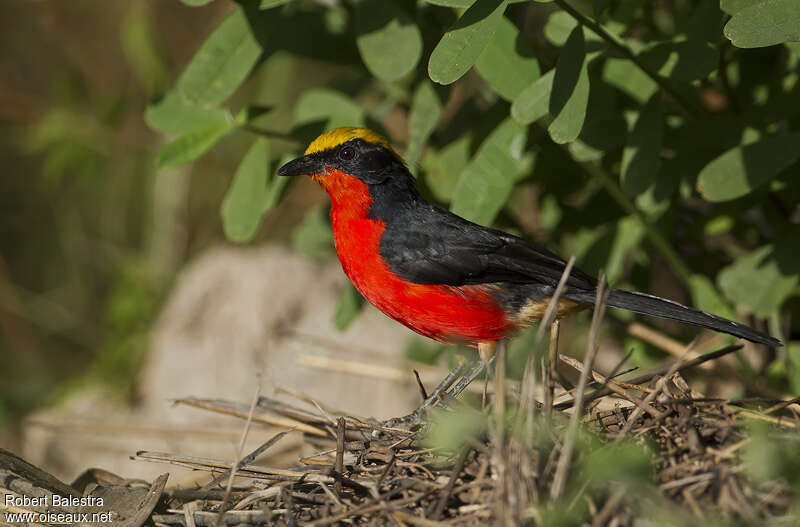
[544,10,577,46]
[720,0,752,15]
[292,206,334,260]
[264,153,296,213]
[334,284,365,331]
[605,217,645,283]
[450,118,527,225]
[788,342,800,395]
[294,88,365,130]
[696,132,800,202]
[786,41,800,57]
[428,0,509,85]
[176,6,266,106]
[621,95,663,197]
[724,0,800,48]
[181,0,215,5]
[406,81,443,170]
[511,69,555,124]
[235,104,274,125]
[259,0,291,7]
[425,0,525,7]
[425,0,476,6]
[548,26,590,144]
[688,274,736,321]
[121,4,169,97]
[718,234,800,317]
[354,0,422,81]
[603,58,657,104]
[425,406,486,452]
[155,120,232,168]
[422,135,471,202]
[640,41,718,82]
[145,93,230,135]
[221,139,271,243]
[475,17,540,101]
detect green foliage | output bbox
[724,0,800,48]
[511,69,555,124]
[424,405,487,452]
[743,420,800,489]
[718,234,800,317]
[155,120,234,168]
[294,88,365,130]
[354,0,422,82]
[175,6,265,107]
[548,25,590,143]
[291,205,334,260]
[621,95,663,197]
[696,132,800,202]
[475,16,540,101]
[221,138,272,242]
[450,117,527,224]
[334,284,365,331]
[406,80,443,171]
[150,0,800,382]
[428,0,510,85]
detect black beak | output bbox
[276,155,323,177]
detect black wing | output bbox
[379,202,597,291]
[378,202,781,346]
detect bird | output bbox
[277,127,781,421]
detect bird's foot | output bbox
[380,358,494,430]
[382,409,423,430]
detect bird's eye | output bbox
[339,147,357,161]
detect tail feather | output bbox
[566,289,781,347]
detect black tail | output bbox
[566,288,781,346]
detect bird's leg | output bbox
[544,319,560,416]
[446,342,498,400]
[382,360,470,428]
[481,342,499,408]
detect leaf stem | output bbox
[552,0,703,120]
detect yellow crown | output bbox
[304,127,392,155]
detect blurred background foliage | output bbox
[1,0,799,444]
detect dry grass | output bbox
[132,339,798,526]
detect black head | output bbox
[277,127,411,186]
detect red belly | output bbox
[332,213,513,345]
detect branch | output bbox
[552,0,703,120]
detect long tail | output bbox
[566,289,781,346]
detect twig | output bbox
[174,397,327,436]
[200,431,289,492]
[551,275,609,499]
[413,370,428,400]
[393,511,453,527]
[554,344,742,410]
[184,501,198,527]
[544,319,561,417]
[431,448,468,520]
[214,380,262,527]
[334,417,345,496]
[552,0,702,119]
[617,341,697,438]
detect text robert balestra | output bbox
[4,494,105,507]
